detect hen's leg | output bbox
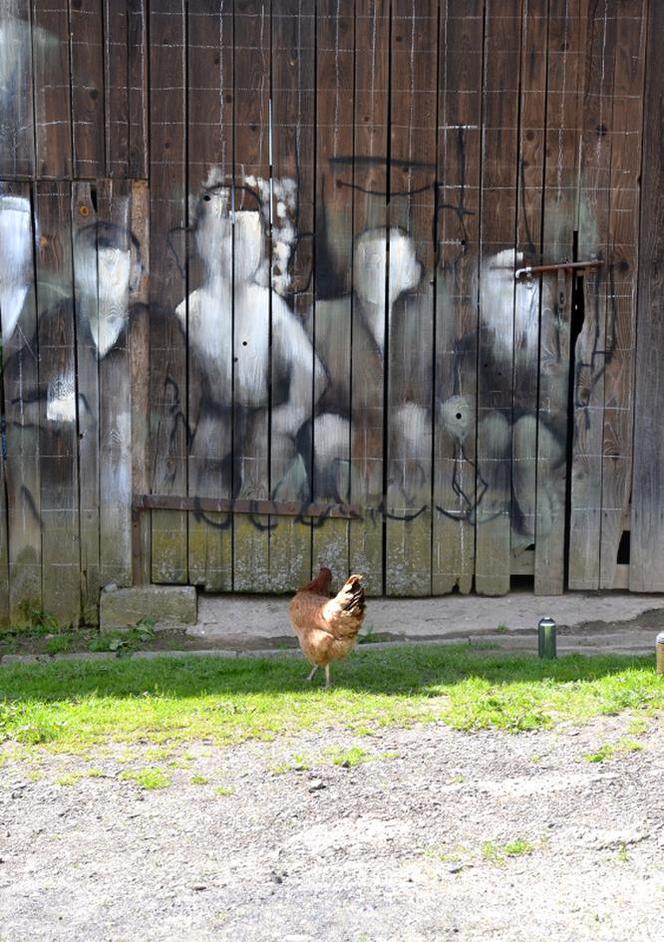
[324,665,331,689]
[306,665,319,682]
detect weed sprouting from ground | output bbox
[482,839,537,865]
[584,737,644,763]
[120,767,171,790]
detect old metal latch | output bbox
[514,259,602,280]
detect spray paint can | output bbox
[538,617,557,659]
[656,632,664,676]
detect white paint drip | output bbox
[0,195,33,343]
[75,245,131,358]
[354,228,421,352]
[47,371,76,423]
[481,248,524,364]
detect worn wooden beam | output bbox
[568,0,617,589]
[267,0,316,591]
[134,494,361,519]
[311,0,355,581]
[475,0,522,596]
[349,0,389,596]
[432,0,484,595]
[630,0,664,591]
[186,0,234,591]
[385,0,437,596]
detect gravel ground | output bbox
[1,715,663,942]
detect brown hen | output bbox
[289,567,366,688]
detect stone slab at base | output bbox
[100,585,197,630]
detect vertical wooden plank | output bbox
[71,181,100,622]
[32,0,72,179]
[475,0,522,595]
[104,0,129,177]
[0,429,9,626]
[568,0,617,589]
[98,179,133,587]
[0,0,35,177]
[128,0,148,178]
[69,0,104,178]
[511,0,548,573]
[432,0,483,595]
[149,0,188,584]
[130,179,150,584]
[1,182,41,624]
[630,0,664,591]
[186,0,234,591]
[384,0,437,595]
[535,0,584,594]
[349,0,389,596]
[232,0,272,591]
[35,180,80,625]
[268,0,317,590]
[599,1,646,588]
[311,0,355,580]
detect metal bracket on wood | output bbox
[132,494,362,520]
[514,259,603,279]
[131,494,361,585]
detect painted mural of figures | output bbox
[178,182,326,501]
[0,202,139,619]
[311,227,427,507]
[0,191,40,615]
[437,248,566,548]
[1,217,139,453]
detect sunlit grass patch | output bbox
[0,647,661,753]
[56,771,85,787]
[272,752,313,775]
[120,767,171,790]
[324,745,400,768]
[482,839,537,865]
[584,737,645,763]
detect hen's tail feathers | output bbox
[335,574,365,617]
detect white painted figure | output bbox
[0,194,34,344]
[178,181,325,499]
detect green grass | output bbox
[56,771,85,786]
[120,767,171,790]
[584,737,645,763]
[0,647,661,752]
[482,839,536,865]
[45,635,75,656]
[325,745,400,767]
[273,752,313,775]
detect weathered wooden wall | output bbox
[0,0,660,626]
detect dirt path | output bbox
[1,715,663,941]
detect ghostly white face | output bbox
[74,244,131,303]
[0,195,34,342]
[97,247,131,302]
[353,228,421,307]
[195,188,264,283]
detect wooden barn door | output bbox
[434,0,647,596]
[138,0,649,598]
[0,0,653,612]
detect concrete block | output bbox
[100,585,197,630]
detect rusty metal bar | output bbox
[514,259,603,279]
[133,494,362,520]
